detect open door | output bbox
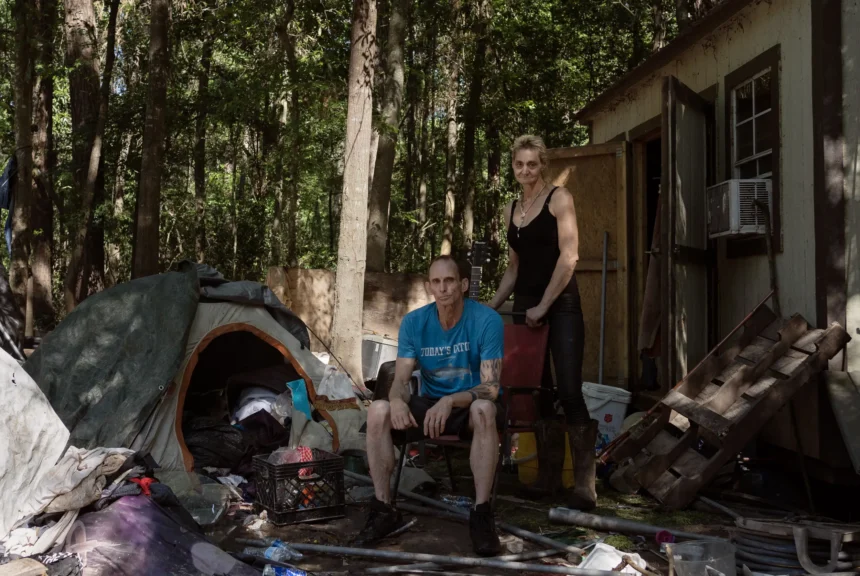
[661,76,711,386]
[544,143,632,388]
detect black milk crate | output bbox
[252,449,345,525]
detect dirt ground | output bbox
[207,449,734,575]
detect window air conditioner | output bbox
[706,179,772,239]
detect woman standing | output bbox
[488,134,597,510]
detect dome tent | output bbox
[24,262,349,471]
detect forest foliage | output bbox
[1,0,713,331]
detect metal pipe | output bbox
[343,470,587,556]
[698,497,742,520]
[599,231,608,385]
[281,541,616,575]
[364,549,561,574]
[548,508,722,542]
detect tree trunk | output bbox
[461,2,490,250]
[485,122,501,283]
[675,0,691,33]
[651,1,668,52]
[32,0,57,331]
[62,0,114,310]
[194,36,213,263]
[331,0,377,387]
[441,48,459,254]
[417,20,437,263]
[132,0,170,279]
[366,0,406,273]
[11,0,34,322]
[286,36,301,267]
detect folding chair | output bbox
[387,323,551,509]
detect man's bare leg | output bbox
[468,400,499,505]
[367,400,396,503]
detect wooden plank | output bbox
[662,390,733,436]
[738,336,774,364]
[610,408,672,462]
[671,448,709,478]
[713,362,744,384]
[637,428,698,489]
[694,382,721,404]
[723,396,753,422]
[649,470,680,502]
[792,328,826,353]
[674,304,777,400]
[546,142,621,160]
[770,349,807,378]
[705,315,810,414]
[577,259,618,272]
[669,411,691,432]
[743,376,778,399]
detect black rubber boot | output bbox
[567,420,598,511]
[469,502,502,557]
[351,497,405,546]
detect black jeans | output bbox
[513,277,589,425]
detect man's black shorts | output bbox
[390,395,505,444]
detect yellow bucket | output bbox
[516,431,575,489]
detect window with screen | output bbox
[724,44,781,257]
[732,69,773,179]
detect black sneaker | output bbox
[351,497,405,546]
[469,502,501,557]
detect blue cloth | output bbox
[397,299,504,399]
[0,156,16,257]
[287,378,313,420]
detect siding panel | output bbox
[590,0,815,338]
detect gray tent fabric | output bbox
[190,261,310,349]
[23,267,200,450]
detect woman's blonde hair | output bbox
[511,134,548,169]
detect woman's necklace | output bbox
[516,184,548,237]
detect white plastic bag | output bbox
[316,366,355,400]
[579,543,647,575]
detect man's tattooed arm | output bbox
[471,358,502,400]
[444,358,502,408]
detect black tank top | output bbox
[507,187,575,299]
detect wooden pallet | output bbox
[607,307,850,509]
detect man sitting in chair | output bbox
[358,255,504,556]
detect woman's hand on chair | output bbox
[525,304,548,327]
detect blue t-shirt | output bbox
[397,299,504,399]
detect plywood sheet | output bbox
[547,153,618,261]
[267,267,434,352]
[577,270,620,384]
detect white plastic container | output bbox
[582,382,632,452]
[361,334,398,382]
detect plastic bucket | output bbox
[515,432,574,489]
[582,382,632,452]
[668,540,736,576]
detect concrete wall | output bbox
[845,0,860,370]
[588,0,816,337]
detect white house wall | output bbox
[845,0,860,370]
[588,0,815,337]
